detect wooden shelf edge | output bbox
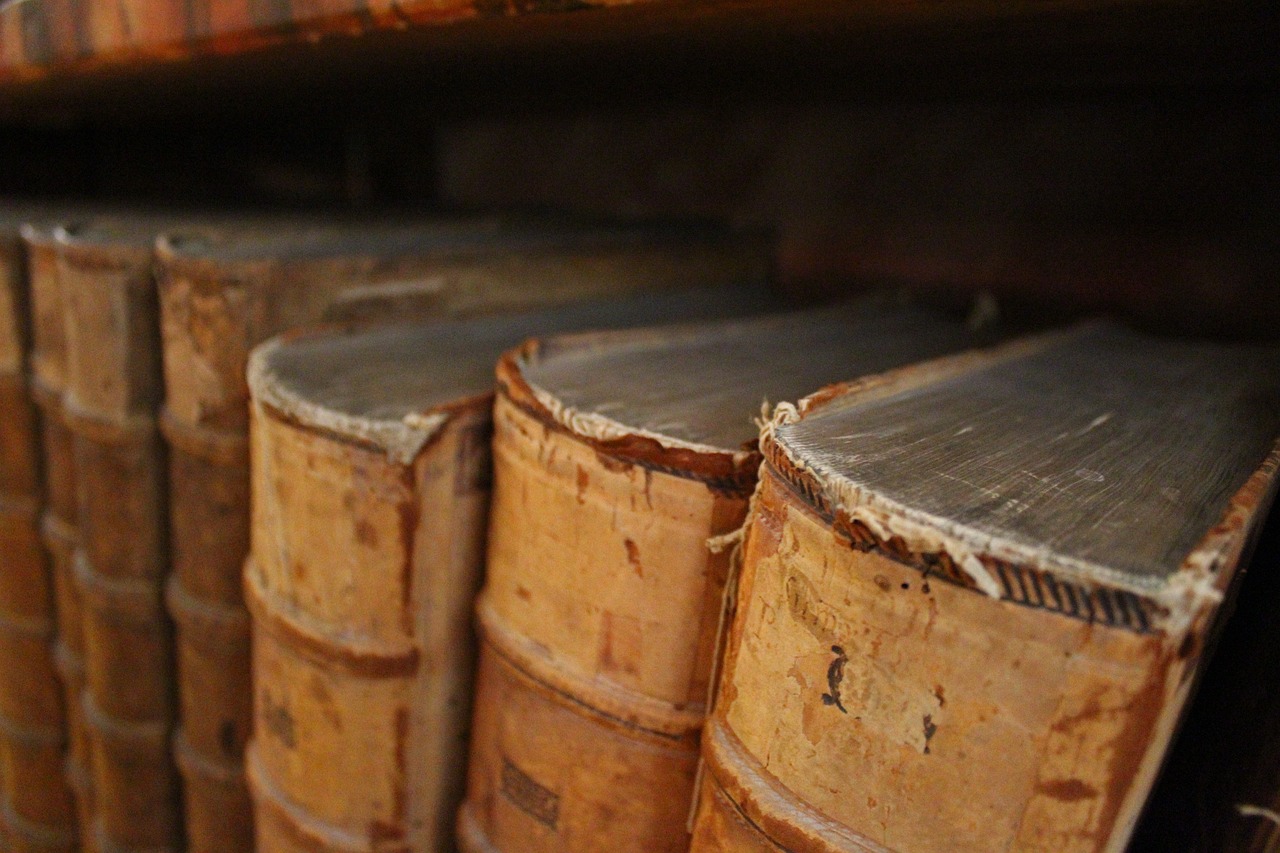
[14,0,660,88]
[0,0,1275,97]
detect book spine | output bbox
[156,261,264,852]
[687,752,779,853]
[0,237,73,853]
[458,626,701,853]
[245,387,491,851]
[60,242,179,852]
[692,462,1198,853]
[0,371,39,496]
[164,572,252,853]
[14,233,79,851]
[157,409,252,853]
[0,498,75,853]
[35,422,92,853]
[459,389,749,853]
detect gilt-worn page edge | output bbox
[506,301,994,492]
[763,323,1280,635]
[247,330,455,467]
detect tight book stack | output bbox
[0,196,1278,853]
[243,290,753,851]
[458,302,993,853]
[155,219,768,851]
[691,323,1280,852]
[15,219,81,853]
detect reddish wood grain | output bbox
[0,0,1272,93]
[0,0,609,84]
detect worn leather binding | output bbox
[10,221,79,853]
[56,219,181,853]
[459,303,992,853]
[155,218,769,852]
[241,270,768,853]
[690,324,1280,853]
[0,217,50,851]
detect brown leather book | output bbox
[9,219,80,853]
[55,218,188,853]
[691,324,1280,852]
[458,302,994,853]
[0,209,40,498]
[244,291,756,851]
[155,218,769,853]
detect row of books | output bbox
[0,205,771,852]
[0,203,1276,852]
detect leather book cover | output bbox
[55,218,183,853]
[691,324,1280,852]
[155,217,769,852]
[243,291,753,851]
[8,218,79,853]
[459,301,994,853]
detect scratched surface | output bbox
[778,323,1280,586]
[258,287,756,427]
[524,302,993,451]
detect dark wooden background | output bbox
[0,0,1276,339]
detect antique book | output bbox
[691,323,1280,853]
[155,218,769,853]
[1,209,74,853]
[458,302,993,853]
[10,219,80,853]
[244,290,752,852]
[55,218,186,853]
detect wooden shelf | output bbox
[0,0,1275,121]
[0,0,1274,337]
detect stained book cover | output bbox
[458,300,998,853]
[155,216,770,852]
[691,323,1280,853]
[243,289,758,851]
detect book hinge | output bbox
[689,456,769,833]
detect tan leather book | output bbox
[691,324,1280,853]
[459,302,994,853]
[54,218,188,853]
[244,291,755,852]
[155,218,769,853]
[9,219,80,853]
